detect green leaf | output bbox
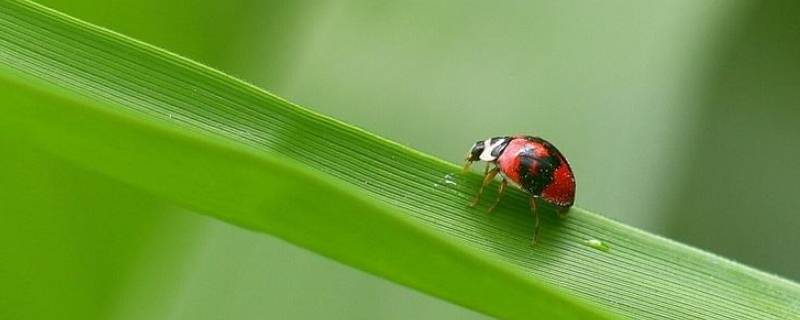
[1,1,798,319]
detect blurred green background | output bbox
[2,0,798,319]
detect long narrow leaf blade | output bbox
[1,1,798,319]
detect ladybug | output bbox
[463,136,575,245]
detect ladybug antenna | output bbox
[463,159,473,172]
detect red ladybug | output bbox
[463,136,575,245]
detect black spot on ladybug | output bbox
[517,142,562,196]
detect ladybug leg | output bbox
[462,160,473,172]
[469,164,499,208]
[530,198,540,246]
[487,179,507,213]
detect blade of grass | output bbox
[0,0,798,319]
[2,72,604,320]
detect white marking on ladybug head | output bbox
[479,138,508,161]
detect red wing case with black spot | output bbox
[496,136,575,209]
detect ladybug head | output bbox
[466,140,485,161]
[463,137,510,171]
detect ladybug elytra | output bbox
[463,136,576,245]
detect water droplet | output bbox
[442,173,458,186]
[583,239,610,252]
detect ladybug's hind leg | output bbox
[469,164,498,208]
[557,207,570,219]
[530,198,540,246]
[487,179,507,213]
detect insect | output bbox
[463,136,575,245]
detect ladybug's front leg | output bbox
[469,164,498,208]
[487,179,507,213]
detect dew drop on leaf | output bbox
[442,173,458,186]
[583,239,610,252]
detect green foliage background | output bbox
[2,0,798,318]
